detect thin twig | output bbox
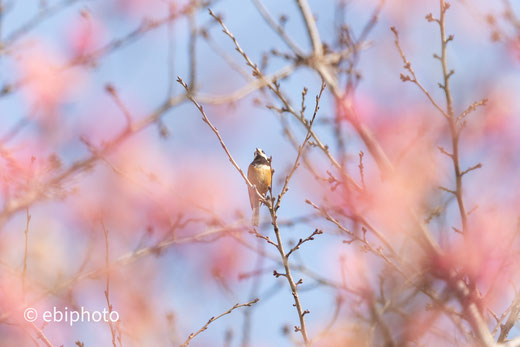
[286,229,323,258]
[30,322,55,347]
[102,221,118,347]
[177,76,267,203]
[390,26,449,119]
[105,84,133,127]
[180,298,259,347]
[267,204,311,345]
[275,81,325,212]
[22,208,31,300]
[461,163,482,176]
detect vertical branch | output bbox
[437,2,493,345]
[438,0,468,234]
[166,1,176,97]
[0,0,3,45]
[393,3,494,344]
[268,205,310,345]
[264,85,326,346]
[22,208,31,300]
[102,221,117,347]
[293,0,393,176]
[187,0,198,93]
[240,239,265,347]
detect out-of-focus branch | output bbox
[187,1,198,92]
[0,0,212,226]
[306,199,475,338]
[498,293,520,343]
[196,64,296,104]
[251,0,304,57]
[3,0,84,45]
[105,84,133,128]
[166,1,176,98]
[0,94,186,227]
[0,0,4,46]
[393,3,494,344]
[70,1,209,67]
[293,0,394,176]
[0,1,208,99]
[22,208,31,299]
[102,222,118,347]
[180,298,259,347]
[0,222,242,323]
[30,322,55,347]
[241,238,265,347]
[295,0,323,56]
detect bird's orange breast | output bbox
[247,164,272,195]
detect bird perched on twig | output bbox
[247,148,272,227]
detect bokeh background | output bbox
[0,0,519,346]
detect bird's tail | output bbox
[251,206,260,227]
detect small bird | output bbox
[247,148,272,227]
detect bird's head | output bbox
[254,148,269,162]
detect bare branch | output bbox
[294,0,323,56]
[22,208,31,300]
[390,26,449,119]
[461,163,482,176]
[275,81,325,212]
[286,229,323,258]
[458,98,488,123]
[180,298,259,347]
[101,221,118,347]
[105,84,133,128]
[498,293,520,343]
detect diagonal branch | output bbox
[177,77,267,204]
[275,81,325,211]
[180,298,259,347]
[295,0,323,56]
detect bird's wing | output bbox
[247,165,257,210]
